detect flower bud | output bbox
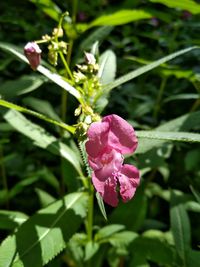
[52,27,63,38]
[24,42,42,70]
[84,52,96,65]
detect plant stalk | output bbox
[60,0,78,196]
[153,76,168,121]
[87,184,94,241]
[0,146,9,209]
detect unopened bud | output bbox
[52,27,63,37]
[84,52,96,65]
[24,42,41,70]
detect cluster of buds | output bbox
[24,25,68,69]
[42,27,67,66]
[73,52,101,102]
[48,40,67,66]
[81,52,99,74]
[73,52,99,84]
[74,104,101,141]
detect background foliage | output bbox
[0,0,200,267]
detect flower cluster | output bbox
[86,114,140,207]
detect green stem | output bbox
[71,0,78,23]
[0,146,9,209]
[60,0,78,123]
[59,51,73,80]
[35,39,48,44]
[153,76,168,121]
[61,87,68,124]
[59,2,78,196]
[87,184,94,241]
[190,98,200,112]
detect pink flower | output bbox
[86,114,140,207]
[24,42,41,70]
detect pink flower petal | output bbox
[85,121,109,158]
[88,147,123,171]
[118,164,140,203]
[92,174,118,207]
[103,115,138,154]
[103,177,118,207]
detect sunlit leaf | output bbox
[84,241,99,261]
[105,46,199,92]
[136,130,200,143]
[149,0,200,14]
[136,110,200,154]
[98,50,116,84]
[0,99,74,134]
[3,110,82,176]
[89,10,152,27]
[29,0,61,21]
[95,225,125,242]
[35,188,56,208]
[0,210,28,230]
[0,192,88,267]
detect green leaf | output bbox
[35,188,56,208]
[79,26,114,52]
[8,177,40,202]
[0,210,28,230]
[98,50,116,85]
[95,192,107,221]
[0,42,82,102]
[3,110,83,176]
[105,46,199,92]
[29,0,61,21]
[149,0,200,14]
[23,97,61,123]
[129,257,150,267]
[160,68,196,81]
[136,130,200,143]
[95,225,125,242]
[84,241,99,261]
[36,167,59,191]
[0,176,40,206]
[89,10,152,27]
[0,192,88,267]
[0,99,74,134]
[164,94,199,103]
[136,110,200,154]
[129,231,176,267]
[0,75,45,98]
[190,186,200,204]
[187,250,200,267]
[67,233,86,266]
[170,191,191,266]
[108,231,138,248]
[0,123,14,132]
[185,149,200,171]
